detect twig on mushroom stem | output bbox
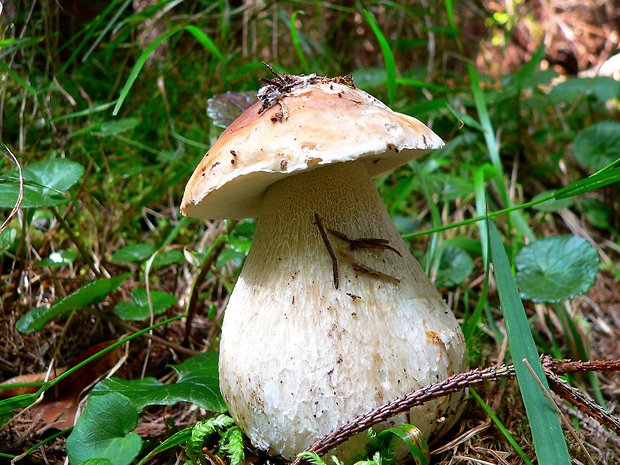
[339,252,401,285]
[327,228,402,256]
[314,213,339,289]
[290,356,620,465]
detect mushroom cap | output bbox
[181,77,444,220]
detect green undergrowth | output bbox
[1,1,619,465]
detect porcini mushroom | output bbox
[181,73,466,460]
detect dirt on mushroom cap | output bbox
[181,75,443,220]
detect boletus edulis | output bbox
[181,73,466,460]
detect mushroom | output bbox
[181,74,466,460]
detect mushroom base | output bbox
[219,162,466,461]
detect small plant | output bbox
[184,415,245,465]
[298,424,429,465]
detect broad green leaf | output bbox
[0,182,64,208]
[0,158,85,208]
[0,227,16,256]
[572,121,620,171]
[427,172,474,202]
[16,273,130,333]
[548,76,620,104]
[114,288,177,321]
[515,236,599,303]
[66,392,142,465]
[111,243,156,263]
[22,159,85,192]
[76,459,114,465]
[225,234,252,254]
[489,223,571,465]
[36,248,78,268]
[579,198,610,229]
[93,117,140,136]
[151,249,185,268]
[435,246,474,287]
[92,352,225,412]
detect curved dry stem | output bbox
[0,143,24,234]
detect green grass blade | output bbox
[81,0,133,63]
[290,11,310,72]
[184,25,225,62]
[443,0,463,53]
[113,26,224,116]
[363,9,397,105]
[411,161,441,275]
[467,65,501,173]
[467,64,534,240]
[554,159,619,199]
[61,0,126,72]
[401,156,617,240]
[0,60,37,95]
[473,166,489,265]
[52,102,117,122]
[489,222,571,465]
[470,389,534,465]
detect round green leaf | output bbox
[92,352,226,413]
[0,158,85,208]
[111,243,156,263]
[515,236,599,303]
[548,77,620,104]
[150,249,185,268]
[572,121,620,171]
[114,288,177,321]
[579,198,610,229]
[66,392,142,465]
[94,117,140,136]
[22,158,85,192]
[435,246,474,287]
[77,459,114,465]
[16,274,131,333]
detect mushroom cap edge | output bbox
[181,81,444,220]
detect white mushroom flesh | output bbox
[219,161,466,460]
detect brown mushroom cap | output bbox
[181,79,444,220]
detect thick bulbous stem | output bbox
[219,162,465,460]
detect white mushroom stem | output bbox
[219,161,465,460]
